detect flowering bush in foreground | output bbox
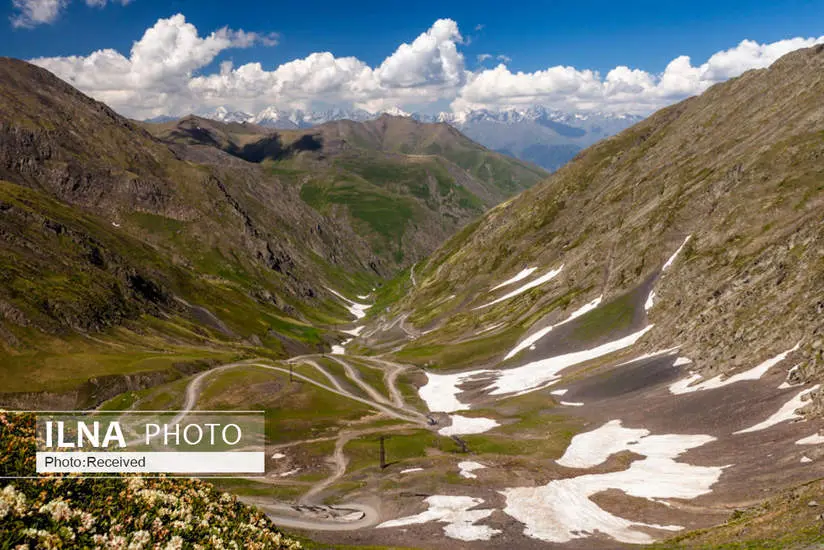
[0,412,302,549]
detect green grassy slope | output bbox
[145,114,547,269]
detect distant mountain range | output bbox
[146,106,643,171]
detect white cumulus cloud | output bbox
[32,14,278,116]
[26,14,824,119]
[11,0,131,28]
[189,17,466,115]
[11,0,67,28]
[451,36,824,113]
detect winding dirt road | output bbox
[171,353,431,531]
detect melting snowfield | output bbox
[503,420,724,544]
[418,370,491,413]
[326,287,371,320]
[342,326,365,337]
[418,238,694,412]
[418,326,654,412]
[458,461,486,479]
[503,294,603,360]
[488,325,654,396]
[669,344,800,395]
[556,420,715,469]
[438,415,500,436]
[475,265,564,310]
[377,496,500,542]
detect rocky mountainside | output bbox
[0,57,382,399]
[143,114,546,264]
[372,44,824,401]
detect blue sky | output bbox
[3,0,823,118]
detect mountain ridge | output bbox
[141,112,547,266]
[144,105,642,172]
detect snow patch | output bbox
[503,295,603,360]
[458,461,486,479]
[488,325,654,396]
[616,347,680,367]
[557,419,715,469]
[779,364,803,389]
[644,290,656,312]
[331,345,346,355]
[419,326,653,411]
[326,287,371,320]
[400,467,424,474]
[418,370,491,413]
[801,456,813,463]
[503,419,723,544]
[662,235,692,271]
[439,415,500,436]
[475,265,563,310]
[643,236,691,313]
[735,384,819,434]
[670,343,800,395]
[674,357,693,367]
[271,452,286,460]
[797,433,824,445]
[490,267,537,291]
[342,326,364,337]
[279,468,301,477]
[560,401,584,407]
[551,389,568,396]
[377,495,501,542]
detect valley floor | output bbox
[12,264,824,549]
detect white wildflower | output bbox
[0,485,27,518]
[39,498,72,522]
[163,535,184,550]
[127,530,151,550]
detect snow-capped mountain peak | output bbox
[208,106,253,123]
[382,106,411,117]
